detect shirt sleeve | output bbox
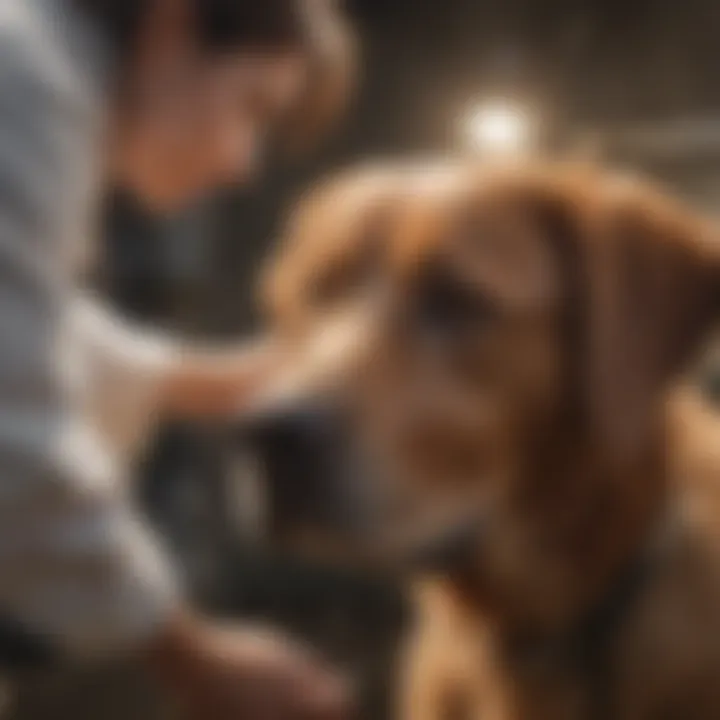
[72,295,179,464]
[0,4,179,657]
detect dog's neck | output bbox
[508,517,673,720]
[451,427,672,633]
[441,507,676,720]
[506,511,674,657]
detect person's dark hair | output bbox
[79,0,316,56]
[77,0,357,145]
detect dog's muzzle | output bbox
[233,400,485,574]
[234,402,378,545]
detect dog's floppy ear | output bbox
[260,166,398,331]
[579,180,720,463]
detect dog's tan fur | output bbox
[262,161,720,720]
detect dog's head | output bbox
[255,162,720,625]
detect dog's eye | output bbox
[412,267,496,341]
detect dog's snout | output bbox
[237,402,374,544]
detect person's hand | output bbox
[146,612,352,720]
[160,338,288,420]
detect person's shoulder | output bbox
[0,0,54,66]
[0,0,107,112]
[0,0,37,35]
[0,2,64,108]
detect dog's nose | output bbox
[236,402,372,544]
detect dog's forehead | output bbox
[391,169,566,310]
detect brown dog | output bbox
[260,161,720,720]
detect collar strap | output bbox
[506,517,676,719]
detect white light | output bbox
[462,101,536,156]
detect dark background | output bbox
[13,1,720,718]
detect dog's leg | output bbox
[398,581,499,720]
[398,622,466,720]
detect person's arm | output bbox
[158,339,283,420]
[77,292,367,429]
[74,295,283,462]
[76,282,371,433]
[156,308,366,422]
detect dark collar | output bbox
[398,505,673,720]
[507,549,653,675]
[505,520,674,720]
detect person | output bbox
[0,0,355,718]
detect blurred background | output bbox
[11,0,720,717]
